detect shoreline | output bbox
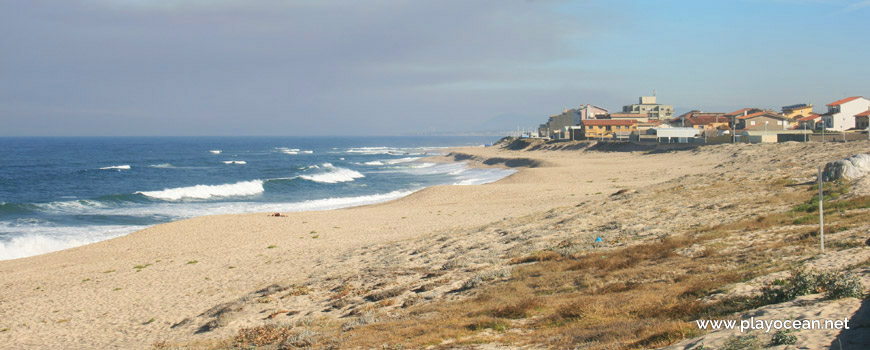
[4,140,868,349]
[3,142,641,348]
[2,144,573,348]
[0,149,506,262]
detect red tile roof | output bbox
[727,108,755,116]
[855,110,870,117]
[581,119,637,126]
[826,96,862,107]
[737,111,786,120]
[736,111,764,120]
[797,114,821,122]
[685,115,729,126]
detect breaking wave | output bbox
[0,224,139,261]
[299,163,365,183]
[136,180,265,201]
[100,165,130,170]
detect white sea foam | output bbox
[148,163,174,168]
[451,167,516,185]
[0,224,139,261]
[363,161,384,166]
[385,162,515,185]
[136,180,265,201]
[223,160,247,165]
[209,150,222,154]
[346,147,399,155]
[34,199,108,213]
[385,157,422,164]
[299,163,365,183]
[99,165,131,170]
[276,147,311,155]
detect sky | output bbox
[1,0,868,136]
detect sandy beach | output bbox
[2,139,869,349]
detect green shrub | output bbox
[770,329,797,346]
[821,271,864,299]
[757,268,864,306]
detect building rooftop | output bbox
[797,114,821,122]
[782,103,810,110]
[855,110,870,117]
[684,115,729,126]
[737,111,786,120]
[726,108,759,116]
[826,96,863,107]
[581,119,637,126]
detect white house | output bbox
[820,96,870,131]
[653,127,700,143]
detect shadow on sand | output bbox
[829,296,870,349]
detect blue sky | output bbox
[1,0,868,136]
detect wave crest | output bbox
[136,180,265,201]
[299,163,365,184]
[100,165,130,170]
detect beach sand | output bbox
[0,141,717,348]
[1,140,868,349]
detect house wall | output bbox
[825,98,870,131]
[622,104,674,120]
[855,116,869,129]
[580,105,608,120]
[783,106,813,119]
[741,116,789,130]
[798,120,818,130]
[583,124,637,139]
[544,110,580,139]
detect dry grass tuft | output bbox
[508,250,563,264]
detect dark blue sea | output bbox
[0,136,511,260]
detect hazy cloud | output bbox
[1,0,608,135]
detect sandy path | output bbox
[0,144,723,349]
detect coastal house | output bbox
[856,109,870,130]
[622,94,674,120]
[579,104,609,121]
[742,129,812,143]
[820,96,870,131]
[672,111,729,129]
[796,114,822,130]
[781,103,814,120]
[735,111,790,131]
[580,119,638,140]
[653,127,700,143]
[539,108,582,139]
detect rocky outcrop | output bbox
[823,153,870,181]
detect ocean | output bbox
[0,136,512,261]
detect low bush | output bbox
[758,268,864,306]
[770,329,798,346]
